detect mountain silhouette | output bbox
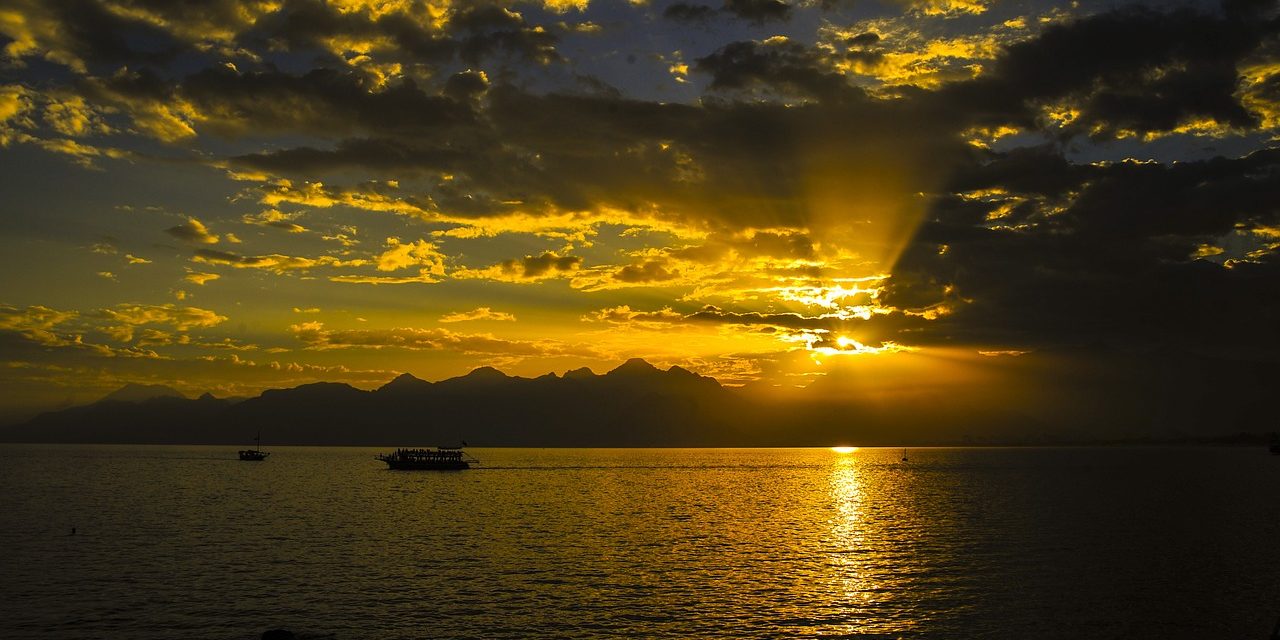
[2,360,741,446]
[378,372,431,395]
[100,383,186,403]
[4,352,1279,446]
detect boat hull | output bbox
[238,450,268,461]
[381,459,469,470]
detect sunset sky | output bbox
[1,0,1278,421]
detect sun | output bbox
[831,446,858,454]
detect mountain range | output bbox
[2,352,1276,447]
[1,359,750,446]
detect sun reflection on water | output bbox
[827,451,877,627]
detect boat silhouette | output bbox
[376,444,478,470]
[238,432,269,461]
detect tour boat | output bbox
[376,445,478,470]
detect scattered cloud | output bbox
[291,322,598,358]
[242,208,307,233]
[193,249,368,273]
[455,252,582,282]
[165,217,220,244]
[439,307,517,323]
[374,238,447,273]
[582,305,684,325]
[184,271,220,285]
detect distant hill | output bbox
[100,383,186,403]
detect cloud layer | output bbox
[1,0,1278,420]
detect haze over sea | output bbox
[2,445,1278,639]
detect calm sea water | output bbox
[1,445,1278,639]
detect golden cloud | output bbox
[166,217,221,245]
[453,251,582,282]
[291,321,600,358]
[193,249,369,273]
[581,305,683,325]
[184,271,221,285]
[374,237,447,273]
[439,307,517,323]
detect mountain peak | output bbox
[379,372,430,392]
[564,366,597,380]
[100,383,185,404]
[463,366,509,380]
[197,392,218,401]
[607,358,660,376]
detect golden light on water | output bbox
[831,446,859,454]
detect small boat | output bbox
[901,448,909,462]
[238,432,269,461]
[377,445,478,470]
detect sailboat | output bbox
[901,448,909,462]
[238,432,269,461]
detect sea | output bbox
[1,445,1277,640]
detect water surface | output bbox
[1,446,1277,639]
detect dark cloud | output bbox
[661,0,793,27]
[54,1,1270,255]
[615,261,678,283]
[938,5,1275,135]
[237,0,558,68]
[443,70,490,102]
[164,218,219,244]
[663,3,717,24]
[695,39,855,100]
[947,145,1087,199]
[449,5,560,65]
[192,248,247,264]
[689,305,838,330]
[672,305,931,349]
[515,253,581,278]
[6,0,190,70]
[180,67,477,137]
[471,252,584,280]
[845,32,880,47]
[228,79,970,233]
[722,0,791,24]
[448,5,527,32]
[235,137,470,175]
[882,147,1280,354]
